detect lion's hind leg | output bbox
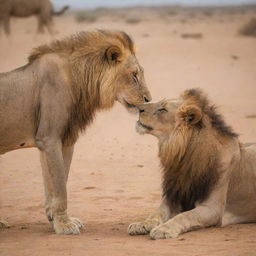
[221,209,256,227]
[0,219,10,228]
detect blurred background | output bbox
[53,0,256,8]
[1,1,256,255]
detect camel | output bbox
[0,0,69,36]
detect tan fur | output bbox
[0,0,69,35]
[128,88,256,239]
[0,30,151,234]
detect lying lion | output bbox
[128,88,256,239]
[0,30,151,234]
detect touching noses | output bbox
[143,93,152,103]
[144,97,150,103]
[138,106,145,113]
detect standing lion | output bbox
[0,0,69,35]
[0,30,151,234]
[128,88,256,239]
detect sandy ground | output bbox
[0,7,256,256]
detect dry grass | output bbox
[167,10,177,16]
[246,114,256,119]
[181,33,203,39]
[239,18,256,37]
[75,8,119,23]
[75,11,98,23]
[73,5,256,25]
[125,17,142,24]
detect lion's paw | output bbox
[53,216,84,235]
[128,222,150,235]
[0,219,10,228]
[150,224,179,240]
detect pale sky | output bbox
[53,0,256,9]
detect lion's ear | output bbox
[105,46,123,64]
[176,104,202,125]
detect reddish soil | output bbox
[0,9,256,256]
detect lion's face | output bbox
[115,55,152,113]
[103,45,151,113]
[136,100,181,140]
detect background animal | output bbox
[128,88,256,239]
[0,0,69,35]
[0,30,151,234]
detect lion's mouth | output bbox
[137,121,153,131]
[124,100,137,109]
[122,99,139,114]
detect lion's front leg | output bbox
[150,205,222,240]
[150,175,230,240]
[62,145,74,181]
[128,199,175,235]
[39,140,83,235]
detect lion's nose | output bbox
[138,106,145,113]
[143,92,152,103]
[144,96,150,103]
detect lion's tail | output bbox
[52,5,69,16]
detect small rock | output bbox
[231,55,239,60]
[246,114,256,119]
[84,186,96,190]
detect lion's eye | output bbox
[132,72,139,84]
[155,108,168,114]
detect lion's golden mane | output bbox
[29,30,135,146]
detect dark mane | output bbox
[161,130,220,211]
[206,105,238,137]
[163,168,219,212]
[182,88,238,138]
[161,88,237,211]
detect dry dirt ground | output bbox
[0,7,256,256]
